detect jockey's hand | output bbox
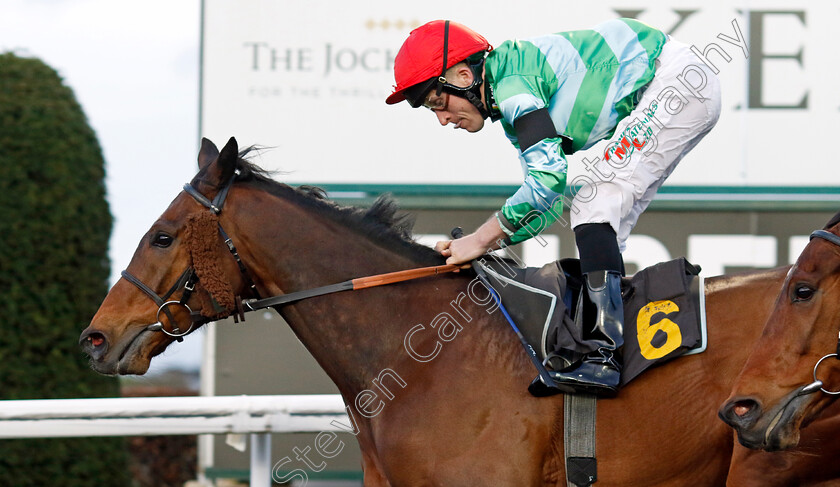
[434,215,508,265]
[435,235,487,265]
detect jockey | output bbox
[386,18,721,396]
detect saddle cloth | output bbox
[479,257,706,386]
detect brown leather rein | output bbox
[120,175,461,339]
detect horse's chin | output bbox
[116,353,153,376]
[735,418,802,452]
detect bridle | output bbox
[120,172,461,341]
[796,229,840,396]
[120,173,259,340]
[120,267,199,340]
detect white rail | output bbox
[0,394,349,487]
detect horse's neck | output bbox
[229,194,439,392]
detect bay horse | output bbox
[80,137,840,486]
[720,212,840,455]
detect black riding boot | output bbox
[550,270,625,396]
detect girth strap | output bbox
[564,394,598,487]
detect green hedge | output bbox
[0,53,129,486]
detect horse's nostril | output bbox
[733,400,756,418]
[79,330,109,360]
[720,398,761,429]
[81,331,106,348]
[89,333,105,348]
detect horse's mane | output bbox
[227,149,445,266]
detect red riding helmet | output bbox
[386,20,492,109]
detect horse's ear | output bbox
[216,137,238,183]
[208,137,239,186]
[197,138,219,170]
[193,136,237,188]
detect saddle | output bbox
[479,256,705,386]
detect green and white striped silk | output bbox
[486,18,666,243]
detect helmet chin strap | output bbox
[442,80,498,121]
[465,88,492,119]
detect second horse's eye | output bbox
[152,232,174,248]
[793,284,816,302]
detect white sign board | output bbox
[201,1,838,187]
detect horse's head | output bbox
[720,213,840,450]
[80,137,253,375]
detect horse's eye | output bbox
[151,232,174,248]
[793,284,816,302]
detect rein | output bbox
[120,174,461,340]
[797,229,840,396]
[242,264,462,312]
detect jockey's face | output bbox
[423,65,486,133]
[425,92,485,133]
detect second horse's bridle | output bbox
[800,229,840,396]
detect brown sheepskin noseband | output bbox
[183,211,236,318]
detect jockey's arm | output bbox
[491,73,569,246]
[436,63,569,263]
[498,148,568,245]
